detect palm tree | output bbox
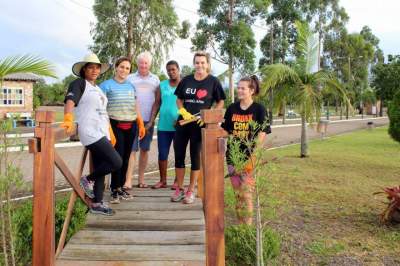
[0,54,56,86]
[260,21,351,157]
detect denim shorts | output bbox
[132,121,155,152]
[157,130,175,160]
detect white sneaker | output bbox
[183,190,195,204]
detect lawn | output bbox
[225,127,400,265]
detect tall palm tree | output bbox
[0,54,56,86]
[260,21,351,157]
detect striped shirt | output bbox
[127,72,160,121]
[99,78,137,121]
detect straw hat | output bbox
[72,53,110,77]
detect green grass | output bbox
[225,127,400,264]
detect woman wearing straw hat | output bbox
[61,53,122,216]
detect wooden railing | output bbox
[29,109,226,266]
[28,110,91,266]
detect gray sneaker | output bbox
[171,188,185,202]
[80,175,94,199]
[110,190,120,204]
[118,188,133,201]
[90,202,115,216]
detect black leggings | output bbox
[110,119,137,190]
[86,137,122,203]
[174,122,202,170]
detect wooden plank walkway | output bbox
[57,177,206,266]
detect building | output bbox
[0,73,41,118]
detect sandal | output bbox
[122,186,132,191]
[137,183,148,188]
[152,182,167,189]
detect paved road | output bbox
[10,117,388,191]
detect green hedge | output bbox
[388,91,400,143]
[225,224,280,266]
[4,196,87,265]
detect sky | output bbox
[0,0,399,83]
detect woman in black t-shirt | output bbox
[222,75,271,224]
[171,51,226,204]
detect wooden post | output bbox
[201,109,225,266]
[32,111,56,266]
[197,155,204,201]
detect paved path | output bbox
[11,117,388,192]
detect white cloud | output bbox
[340,0,400,55]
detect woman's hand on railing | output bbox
[60,113,75,134]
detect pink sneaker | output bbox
[171,188,185,202]
[183,190,195,204]
[171,182,179,190]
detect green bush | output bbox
[388,91,400,143]
[225,224,280,266]
[10,196,87,265]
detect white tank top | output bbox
[75,80,110,146]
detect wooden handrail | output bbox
[201,109,226,266]
[55,148,88,257]
[29,111,90,266]
[31,109,227,265]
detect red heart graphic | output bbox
[196,89,208,99]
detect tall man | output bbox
[126,52,160,188]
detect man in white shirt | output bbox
[126,51,160,188]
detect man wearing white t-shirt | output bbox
[126,52,160,188]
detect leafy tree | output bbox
[33,74,75,106]
[372,55,400,115]
[259,0,302,66]
[302,0,349,68]
[260,21,350,157]
[192,0,270,102]
[90,0,187,69]
[180,65,195,78]
[388,91,400,143]
[360,26,384,65]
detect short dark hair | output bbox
[239,75,261,96]
[115,56,131,68]
[166,60,179,69]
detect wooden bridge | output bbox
[29,110,226,266]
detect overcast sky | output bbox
[0,0,399,82]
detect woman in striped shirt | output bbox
[100,57,146,204]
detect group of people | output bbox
[61,50,270,224]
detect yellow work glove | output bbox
[60,113,75,134]
[109,126,116,147]
[196,117,204,127]
[178,107,194,121]
[136,115,146,140]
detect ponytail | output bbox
[240,75,261,96]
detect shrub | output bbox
[10,196,87,265]
[225,224,280,266]
[388,91,400,143]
